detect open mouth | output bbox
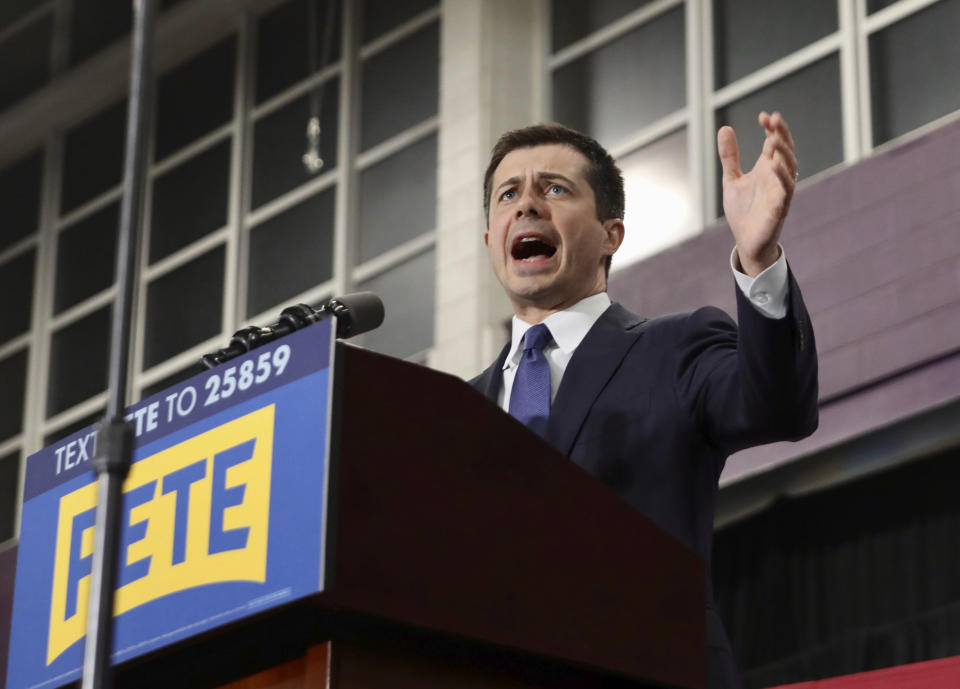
[511,235,557,262]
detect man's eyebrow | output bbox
[495,176,521,194]
[494,172,579,194]
[536,171,578,189]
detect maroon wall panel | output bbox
[609,117,960,484]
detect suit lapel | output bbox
[545,303,648,456]
[472,341,510,402]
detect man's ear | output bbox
[484,231,489,247]
[602,218,625,256]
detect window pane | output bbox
[69,0,130,66]
[0,350,27,443]
[0,0,41,32]
[360,20,439,151]
[358,133,436,263]
[156,37,236,160]
[551,0,654,52]
[361,0,436,43]
[0,451,19,543]
[0,14,52,111]
[47,305,111,417]
[252,78,339,209]
[44,409,103,446]
[140,365,201,400]
[0,150,43,253]
[617,129,695,267]
[54,203,118,314]
[870,0,960,146]
[255,0,342,104]
[150,140,230,263]
[0,249,35,346]
[866,0,899,12]
[713,0,836,87]
[144,247,225,368]
[358,248,435,359]
[715,54,843,216]
[552,7,685,149]
[61,100,126,214]
[247,188,335,318]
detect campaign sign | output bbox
[6,318,336,689]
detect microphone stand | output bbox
[81,2,155,688]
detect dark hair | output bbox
[483,124,624,277]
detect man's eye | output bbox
[501,189,517,201]
[547,184,565,195]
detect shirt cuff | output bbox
[730,245,789,319]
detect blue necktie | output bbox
[509,323,553,437]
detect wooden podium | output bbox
[105,344,706,689]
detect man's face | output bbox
[485,144,623,317]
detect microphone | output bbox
[200,292,385,369]
[324,291,385,338]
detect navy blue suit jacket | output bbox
[469,272,818,689]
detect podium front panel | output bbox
[6,319,336,689]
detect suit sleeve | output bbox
[674,266,819,454]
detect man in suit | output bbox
[470,114,818,689]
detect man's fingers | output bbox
[717,125,742,182]
[774,141,798,180]
[761,132,798,175]
[772,158,796,195]
[764,135,798,178]
[761,111,795,151]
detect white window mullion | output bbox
[18,132,63,537]
[547,0,683,70]
[0,3,54,46]
[854,0,874,154]
[685,0,708,230]
[530,0,548,124]
[710,32,841,109]
[608,109,688,160]
[223,12,248,334]
[354,117,439,170]
[358,6,441,60]
[335,0,360,298]
[237,10,259,326]
[861,0,944,32]
[700,0,718,223]
[27,133,63,454]
[839,0,864,163]
[352,232,436,284]
[49,0,69,76]
[131,68,157,402]
[539,0,551,120]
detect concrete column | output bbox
[430,0,543,379]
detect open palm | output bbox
[718,111,798,277]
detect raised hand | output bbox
[717,111,798,277]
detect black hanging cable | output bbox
[303,0,338,173]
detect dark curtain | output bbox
[713,444,960,688]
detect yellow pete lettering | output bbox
[46,405,274,665]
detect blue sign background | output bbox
[7,320,335,689]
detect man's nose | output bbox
[515,187,543,218]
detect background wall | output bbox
[1,1,959,686]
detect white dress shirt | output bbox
[499,246,790,411]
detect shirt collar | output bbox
[503,292,612,370]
